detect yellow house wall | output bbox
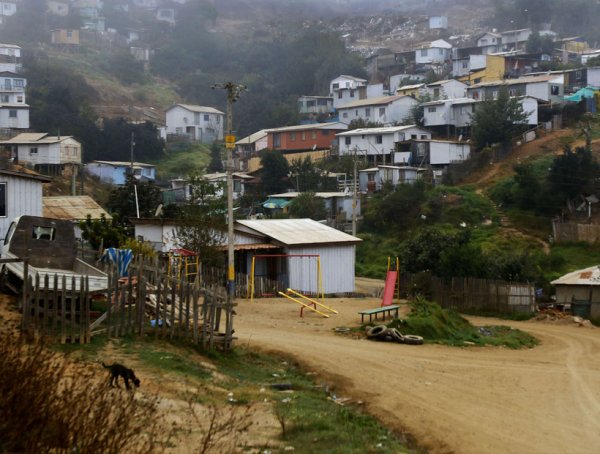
[459,55,506,85]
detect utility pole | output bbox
[352,147,358,236]
[212,82,247,302]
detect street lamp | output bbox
[211,82,247,302]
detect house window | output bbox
[355,110,358,116]
[67,30,73,38]
[0,95,8,103]
[420,49,428,56]
[332,83,339,90]
[480,38,487,45]
[204,114,209,121]
[216,116,220,123]
[509,89,517,96]
[345,137,351,145]
[439,49,444,55]
[290,132,296,141]
[365,108,370,117]
[417,143,426,157]
[301,131,306,140]
[420,135,428,139]
[322,130,329,135]
[411,134,417,139]
[375,135,383,144]
[175,127,183,134]
[4,79,11,90]
[311,131,317,139]
[194,112,200,124]
[350,90,355,98]
[427,107,436,113]
[379,107,385,116]
[473,78,482,84]
[472,91,480,100]
[338,91,343,99]
[16,95,22,103]
[29,147,38,155]
[433,88,440,98]
[462,61,468,68]
[273,133,281,148]
[367,173,375,182]
[8,110,16,118]
[343,112,348,118]
[14,79,23,88]
[0,183,5,217]
[551,85,559,95]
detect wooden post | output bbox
[42,274,49,337]
[127,275,133,335]
[70,275,76,343]
[79,276,85,344]
[184,281,191,338]
[169,277,176,339]
[161,277,169,339]
[139,276,146,337]
[33,273,40,339]
[154,275,162,339]
[119,273,126,337]
[52,273,58,338]
[21,274,30,332]
[177,277,185,338]
[192,284,199,345]
[60,275,66,344]
[84,277,91,343]
[106,270,113,337]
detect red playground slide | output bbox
[381,270,397,307]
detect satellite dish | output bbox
[312,144,317,150]
[154,204,163,217]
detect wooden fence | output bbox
[21,258,234,350]
[552,220,600,244]
[22,274,91,344]
[400,273,535,314]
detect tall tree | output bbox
[470,87,529,149]
[260,150,290,195]
[289,193,327,220]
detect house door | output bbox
[185,126,195,140]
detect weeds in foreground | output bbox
[0,331,173,453]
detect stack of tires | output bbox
[366,325,423,345]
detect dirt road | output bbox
[235,297,600,454]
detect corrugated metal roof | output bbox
[43,196,111,221]
[338,95,411,109]
[337,124,425,136]
[91,160,155,167]
[551,265,600,286]
[168,104,224,115]
[236,219,361,246]
[469,75,558,89]
[264,122,347,133]
[235,129,268,145]
[0,133,75,145]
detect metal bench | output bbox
[358,305,400,323]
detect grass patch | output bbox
[213,348,410,453]
[136,346,212,380]
[152,144,211,180]
[386,298,537,348]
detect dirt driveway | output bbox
[235,297,600,454]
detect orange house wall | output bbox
[267,128,344,150]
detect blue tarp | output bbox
[564,86,598,102]
[101,248,134,277]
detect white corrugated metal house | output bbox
[165,104,224,143]
[0,167,51,240]
[0,133,80,173]
[133,218,361,294]
[551,265,600,318]
[359,165,422,192]
[337,95,418,126]
[337,125,431,165]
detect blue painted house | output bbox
[85,160,156,185]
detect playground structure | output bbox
[249,254,324,303]
[382,256,400,307]
[168,248,200,281]
[278,288,338,318]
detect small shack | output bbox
[551,265,600,318]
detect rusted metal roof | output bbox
[236,219,361,246]
[43,196,111,221]
[551,265,600,286]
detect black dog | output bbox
[102,362,140,390]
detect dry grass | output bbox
[0,331,172,453]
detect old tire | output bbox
[403,334,424,345]
[389,328,405,343]
[367,325,388,339]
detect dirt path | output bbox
[235,298,600,454]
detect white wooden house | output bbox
[337,95,418,126]
[0,133,81,173]
[467,75,563,103]
[422,98,480,129]
[359,165,421,192]
[329,75,367,97]
[0,71,28,130]
[0,43,21,73]
[165,104,224,143]
[424,79,467,100]
[476,32,502,54]
[337,125,431,165]
[415,39,452,65]
[429,16,448,29]
[0,167,51,240]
